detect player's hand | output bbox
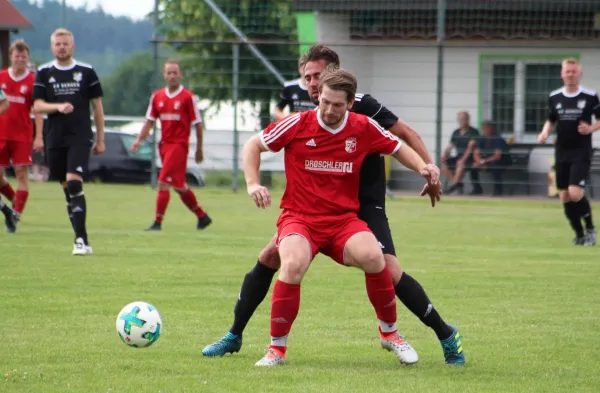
[33,138,44,153]
[578,121,593,135]
[247,183,271,209]
[537,131,548,144]
[420,181,442,207]
[131,140,140,154]
[419,163,440,185]
[93,140,105,155]
[473,160,482,168]
[58,103,74,114]
[195,149,204,164]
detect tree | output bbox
[102,52,155,116]
[158,0,299,128]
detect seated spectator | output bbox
[441,111,482,195]
[473,120,511,196]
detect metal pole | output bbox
[150,0,160,188]
[232,44,240,192]
[202,0,286,85]
[435,0,447,167]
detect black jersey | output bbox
[276,78,316,113]
[548,87,600,154]
[33,60,103,148]
[351,93,399,206]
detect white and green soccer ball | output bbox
[116,301,162,348]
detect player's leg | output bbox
[441,157,455,182]
[146,144,172,231]
[255,230,315,367]
[0,141,16,203]
[443,157,463,194]
[339,227,417,365]
[467,157,483,195]
[556,161,585,244]
[202,235,281,357]
[0,195,18,233]
[66,145,93,255]
[47,148,73,231]
[11,141,34,217]
[174,184,212,230]
[568,158,595,246]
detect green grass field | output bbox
[1,182,599,393]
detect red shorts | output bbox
[158,143,188,190]
[276,210,372,265]
[0,140,32,167]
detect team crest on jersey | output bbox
[174,101,181,110]
[158,101,164,108]
[577,100,586,109]
[20,85,28,94]
[73,72,83,82]
[345,137,357,153]
[555,103,562,110]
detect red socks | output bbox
[179,189,206,218]
[0,183,15,202]
[365,268,397,333]
[13,190,29,214]
[155,190,170,224]
[269,280,301,354]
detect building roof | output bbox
[0,0,33,30]
[294,0,600,40]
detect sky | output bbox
[64,0,155,21]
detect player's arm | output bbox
[0,89,8,115]
[189,95,204,163]
[274,88,291,121]
[90,97,105,154]
[578,94,600,135]
[539,96,557,143]
[132,94,158,153]
[243,133,271,208]
[387,119,432,164]
[459,139,477,162]
[473,146,482,163]
[33,112,45,152]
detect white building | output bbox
[294,0,600,195]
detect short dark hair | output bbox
[305,44,341,67]
[318,68,357,102]
[9,39,29,56]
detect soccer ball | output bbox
[116,301,162,348]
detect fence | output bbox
[135,0,600,197]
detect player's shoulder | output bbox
[74,61,94,70]
[0,68,8,77]
[580,86,598,97]
[283,78,301,88]
[37,61,54,72]
[549,87,564,98]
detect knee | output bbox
[279,258,307,284]
[568,186,584,202]
[384,255,403,285]
[354,248,385,273]
[559,190,571,203]
[258,244,281,270]
[66,179,83,196]
[15,168,29,183]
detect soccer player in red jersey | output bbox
[0,39,38,221]
[132,59,211,231]
[0,87,18,233]
[243,69,438,366]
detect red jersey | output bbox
[260,110,402,215]
[146,86,202,145]
[0,68,35,142]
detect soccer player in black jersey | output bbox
[32,29,105,255]
[202,45,464,365]
[538,58,600,246]
[274,56,316,121]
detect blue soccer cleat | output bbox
[202,332,242,357]
[440,325,465,365]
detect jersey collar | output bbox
[8,68,30,82]
[317,109,349,134]
[561,87,583,98]
[52,60,77,71]
[165,85,184,99]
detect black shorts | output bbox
[555,150,591,190]
[445,155,473,170]
[358,204,396,257]
[47,145,91,182]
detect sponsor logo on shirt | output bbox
[160,113,181,121]
[305,160,353,173]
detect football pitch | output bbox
[1,182,599,393]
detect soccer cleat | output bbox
[201,332,243,357]
[584,228,596,246]
[145,222,162,231]
[572,236,586,246]
[2,207,18,233]
[379,328,419,365]
[72,237,91,256]
[255,348,286,366]
[197,215,212,230]
[440,325,465,365]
